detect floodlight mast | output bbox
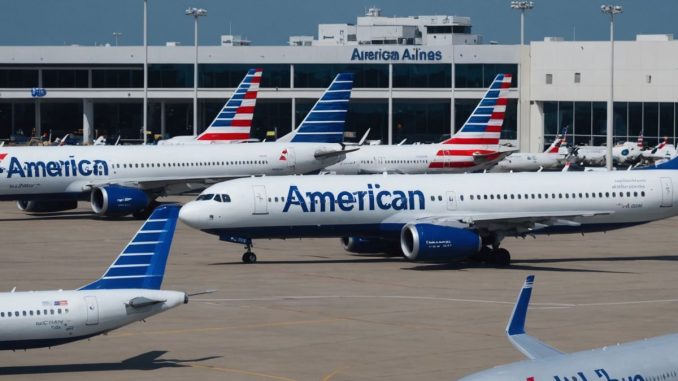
[186,7,207,137]
[601,4,623,171]
[510,1,534,46]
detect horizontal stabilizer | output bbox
[127,296,166,308]
[506,275,564,360]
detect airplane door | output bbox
[252,185,269,215]
[286,147,296,167]
[375,156,385,165]
[660,177,673,207]
[84,296,99,325]
[446,191,458,210]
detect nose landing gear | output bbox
[242,242,257,264]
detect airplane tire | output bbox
[492,248,511,267]
[242,252,257,264]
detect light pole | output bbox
[510,1,534,45]
[601,4,623,170]
[112,32,122,46]
[185,7,207,137]
[143,0,148,144]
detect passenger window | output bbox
[36,310,40,315]
[438,196,442,201]
[14,311,18,317]
[483,195,488,200]
[22,311,26,316]
[430,196,435,201]
[642,191,646,197]
[50,309,54,315]
[1,312,4,317]
[565,194,569,199]
[29,310,33,316]
[517,194,521,199]
[470,195,474,200]
[275,197,279,202]
[634,191,638,197]
[490,195,495,200]
[58,309,62,314]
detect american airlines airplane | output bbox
[0,73,356,218]
[460,275,678,381]
[323,74,514,174]
[495,127,569,172]
[159,68,262,145]
[179,155,678,264]
[0,205,186,350]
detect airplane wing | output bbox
[506,275,564,359]
[414,210,613,236]
[314,146,360,160]
[84,174,246,192]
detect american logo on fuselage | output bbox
[283,183,425,213]
[1,156,109,178]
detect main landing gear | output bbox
[470,246,511,267]
[241,242,257,264]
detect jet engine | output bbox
[341,236,399,255]
[90,185,150,217]
[17,200,78,213]
[400,223,481,261]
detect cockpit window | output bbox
[196,194,214,201]
[213,194,222,202]
[222,194,231,202]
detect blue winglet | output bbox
[79,204,180,290]
[506,275,535,336]
[285,72,354,143]
[637,155,678,170]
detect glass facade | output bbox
[393,99,450,144]
[149,64,193,88]
[251,99,292,141]
[294,64,388,88]
[93,102,143,140]
[455,98,518,140]
[0,69,39,88]
[200,64,290,88]
[455,64,518,88]
[42,69,88,88]
[0,102,35,140]
[393,64,451,88]
[92,69,143,88]
[41,102,83,138]
[543,101,678,149]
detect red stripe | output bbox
[235,106,255,114]
[436,149,497,156]
[445,138,500,145]
[197,132,251,141]
[485,126,502,133]
[490,112,505,119]
[250,76,261,84]
[500,81,511,89]
[496,98,508,106]
[230,119,252,127]
[245,91,258,99]
[428,161,477,169]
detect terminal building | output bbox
[0,7,677,152]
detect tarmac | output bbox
[1,196,678,381]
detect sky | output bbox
[0,0,676,46]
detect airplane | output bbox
[460,275,678,381]
[494,127,569,172]
[0,204,187,350]
[323,73,514,174]
[178,153,678,264]
[569,134,644,167]
[0,72,356,218]
[643,137,677,164]
[159,68,262,145]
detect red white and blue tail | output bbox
[544,126,568,154]
[196,68,262,141]
[429,73,511,169]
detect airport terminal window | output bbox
[455,64,518,88]
[0,69,38,88]
[294,64,388,88]
[251,99,292,141]
[393,64,451,88]
[199,64,290,88]
[92,68,143,88]
[149,64,193,88]
[41,102,83,138]
[393,99,450,143]
[42,69,88,88]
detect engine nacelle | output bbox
[341,236,397,254]
[90,185,150,217]
[401,224,481,261]
[17,200,78,213]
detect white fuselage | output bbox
[495,152,566,172]
[459,334,678,381]
[0,289,185,350]
[0,143,345,200]
[179,170,678,240]
[323,144,500,174]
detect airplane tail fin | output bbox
[506,275,564,360]
[278,72,354,143]
[79,205,180,290]
[545,126,568,154]
[196,68,262,142]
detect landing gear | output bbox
[241,242,257,263]
[469,247,511,267]
[132,200,159,220]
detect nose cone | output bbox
[178,202,204,229]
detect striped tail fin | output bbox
[545,126,568,154]
[279,72,353,143]
[428,74,511,169]
[197,68,262,141]
[79,205,180,290]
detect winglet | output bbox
[278,72,354,143]
[79,204,180,290]
[506,275,534,336]
[505,275,564,359]
[197,68,262,141]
